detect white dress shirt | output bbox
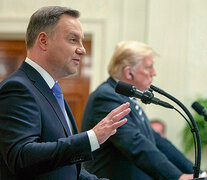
[25,57,99,152]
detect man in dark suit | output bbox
[81,41,205,180]
[0,6,131,180]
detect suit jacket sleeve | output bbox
[79,167,109,180]
[153,131,194,173]
[0,80,92,176]
[85,88,183,180]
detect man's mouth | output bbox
[72,59,80,64]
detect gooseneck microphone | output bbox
[192,102,207,121]
[115,81,173,109]
[116,81,202,178]
[150,84,202,179]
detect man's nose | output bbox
[152,67,156,76]
[76,45,86,55]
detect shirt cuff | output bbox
[87,130,100,152]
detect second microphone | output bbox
[115,81,173,109]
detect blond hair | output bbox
[108,41,157,79]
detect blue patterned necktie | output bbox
[52,82,72,134]
[130,97,145,121]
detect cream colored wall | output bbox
[0,0,207,169]
[145,0,207,169]
[146,0,190,153]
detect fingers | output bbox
[113,118,127,129]
[92,102,130,145]
[110,118,128,137]
[111,108,131,123]
[107,102,130,120]
[178,174,193,180]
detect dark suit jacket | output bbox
[0,62,93,180]
[81,77,194,180]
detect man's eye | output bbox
[70,38,76,42]
[146,66,153,71]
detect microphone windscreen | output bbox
[191,102,204,115]
[115,81,134,97]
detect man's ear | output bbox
[37,32,48,51]
[123,66,133,80]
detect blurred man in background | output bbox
[81,41,206,180]
[150,119,166,137]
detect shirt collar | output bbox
[25,57,55,89]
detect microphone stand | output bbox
[150,85,205,179]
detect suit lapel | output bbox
[19,62,71,137]
[64,100,78,134]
